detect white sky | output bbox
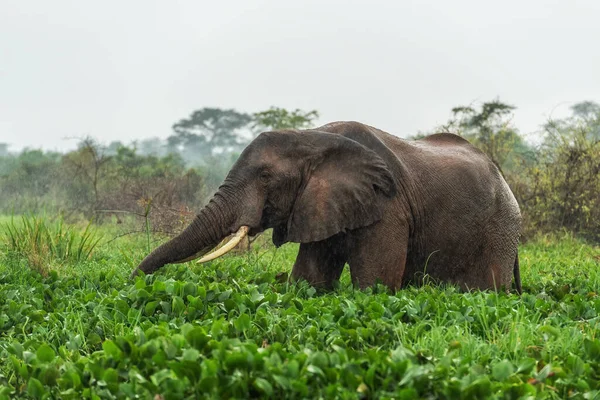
[1,0,599,152]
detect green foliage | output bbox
[252,107,320,130]
[170,108,253,160]
[0,105,322,236]
[513,102,600,240]
[0,139,208,236]
[2,215,102,276]
[447,100,533,172]
[0,149,62,214]
[0,223,599,398]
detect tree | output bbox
[252,107,319,131]
[62,138,112,216]
[136,137,168,157]
[544,101,600,146]
[170,108,252,162]
[518,101,600,239]
[446,99,530,172]
[105,140,125,156]
[0,149,61,213]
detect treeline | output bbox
[0,107,319,234]
[1,101,599,241]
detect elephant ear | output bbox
[284,134,396,244]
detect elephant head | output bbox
[130,130,397,278]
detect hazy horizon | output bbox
[1,0,599,152]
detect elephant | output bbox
[131,121,522,293]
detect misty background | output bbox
[0,0,599,242]
[1,0,599,153]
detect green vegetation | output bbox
[1,218,599,399]
[3,215,102,277]
[0,106,321,236]
[0,103,598,398]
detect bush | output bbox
[512,104,600,241]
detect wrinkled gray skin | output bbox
[131,121,522,293]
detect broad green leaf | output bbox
[186,327,210,350]
[36,344,56,363]
[492,360,514,381]
[183,282,197,296]
[172,296,185,315]
[144,300,158,316]
[182,348,200,361]
[225,352,250,371]
[27,378,45,398]
[306,365,325,378]
[584,338,600,360]
[103,368,118,383]
[516,358,537,374]
[102,340,123,359]
[234,313,251,332]
[253,378,273,396]
[136,289,150,300]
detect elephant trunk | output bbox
[129,193,236,279]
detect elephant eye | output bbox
[259,170,271,183]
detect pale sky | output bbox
[1,0,599,152]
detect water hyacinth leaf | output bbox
[535,364,553,381]
[253,378,274,396]
[27,378,45,398]
[250,288,264,303]
[136,289,150,300]
[36,344,56,363]
[234,313,252,332]
[583,338,600,360]
[151,369,177,386]
[144,300,159,316]
[1,224,599,398]
[182,348,200,361]
[172,296,185,315]
[87,333,102,346]
[153,280,166,293]
[272,375,291,390]
[516,358,537,374]
[101,368,118,383]
[8,342,24,358]
[492,360,514,381]
[186,327,210,350]
[306,365,325,378]
[183,282,197,297]
[102,340,123,360]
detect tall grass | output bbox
[2,215,102,275]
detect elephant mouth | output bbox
[196,203,291,264]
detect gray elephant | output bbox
[131,121,522,293]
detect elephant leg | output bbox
[291,234,348,290]
[347,221,409,291]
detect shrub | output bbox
[513,104,600,240]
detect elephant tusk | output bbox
[196,226,249,264]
